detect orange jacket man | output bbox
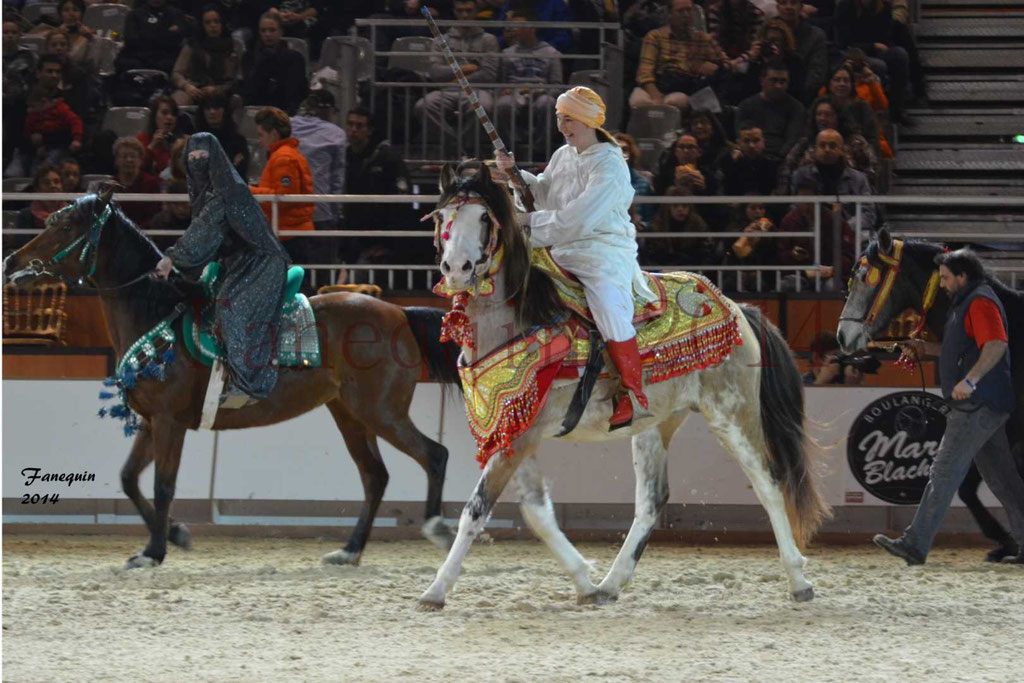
[251,107,315,233]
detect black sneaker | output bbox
[1000,552,1024,565]
[873,534,925,565]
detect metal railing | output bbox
[349,17,624,163]
[4,193,1024,292]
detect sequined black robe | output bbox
[166,133,290,399]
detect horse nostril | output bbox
[460,260,472,273]
[441,260,451,274]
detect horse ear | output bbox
[439,163,457,194]
[96,182,116,208]
[878,227,892,254]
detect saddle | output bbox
[530,248,738,376]
[182,262,322,369]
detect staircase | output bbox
[887,0,1024,284]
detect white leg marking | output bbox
[596,428,668,597]
[515,457,596,597]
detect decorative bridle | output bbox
[840,238,941,339]
[50,201,113,279]
[427,193,507,349]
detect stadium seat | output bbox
[635,138,665,176]
[237,106,262,142]
[21,3,59,25]
[627,105,682,142]
[387,36,434,78]
[3,210,20,230]
[83,3,129,37]
[17,36,46,54]
[86,37,119,77]
[283,37,310,73]
[2,178,33,193]
[101,107,150,138]
[320,36,373,82]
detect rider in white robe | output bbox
[498,86,656,429]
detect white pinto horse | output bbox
[417,164,830,609]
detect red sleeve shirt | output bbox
[964,297,1008,348]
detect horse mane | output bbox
[84,194,185,323]
[439,173,563,327]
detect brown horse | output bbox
[3,190,460,568]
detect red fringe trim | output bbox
[472,361,561,467]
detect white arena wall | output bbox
[1,380,1003,540]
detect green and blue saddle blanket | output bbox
[98,263,320,435]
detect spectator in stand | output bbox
[15,164,64,235]
[58,155,83,191]
[735,63,804,160]
[157,135,189,191]
[790,128,876,231]
[291,89,346,268]
[33,1,94,68]
[824,64,890,158]
[241,11,308,115]
[743,19,804,105]
[42,28,100,129]
[774,0,828,104]
[478,0,572,54]
[24,54,83,169]
[778,96,878,193]
[654,131,715,194]
[149,178,191,249]
[114,0,188,76]
[716,121,779,196]
[3,18,35,175]
[250,106,316,289]
[495,7,562,161]
[640,185,718,268]
[801,0,837,35]
[630,0,725,115]
[195,92,248,178]
[835,0,913,124]
[170,4,240,107]
[343,106,417,269]
[888,0,927,105]
[689,110,728,168]
[137,95,186,177]
[720,198,776,291]
[414,0,499,157]
[778,176,855,292]
[112,136,161,229]
[708,0,764,104]
[614,132,655,227]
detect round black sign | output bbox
[846,391,949,505]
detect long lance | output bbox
[421,5,536,211]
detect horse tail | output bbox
[740,305,831,548]
[402,307,462,389]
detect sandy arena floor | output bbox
[2,534,1022,682]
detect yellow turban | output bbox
[555,86,606,129]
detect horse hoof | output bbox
[792,587,815,603]
[169,523,193,551]
[416,599,445,612]
[124,553,160,569]
[577,590,618,606]
[322,549,361,566]
[422,516,455,551]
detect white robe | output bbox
[521,141,657,340]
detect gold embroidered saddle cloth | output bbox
[531,248,742,379]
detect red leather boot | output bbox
[605,337,649,430]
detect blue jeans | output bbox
[903,403,1024,558]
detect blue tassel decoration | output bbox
[98,407,107,417]
[99,391,116,400]
[161,348,175,365]
[103,377,117,387]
